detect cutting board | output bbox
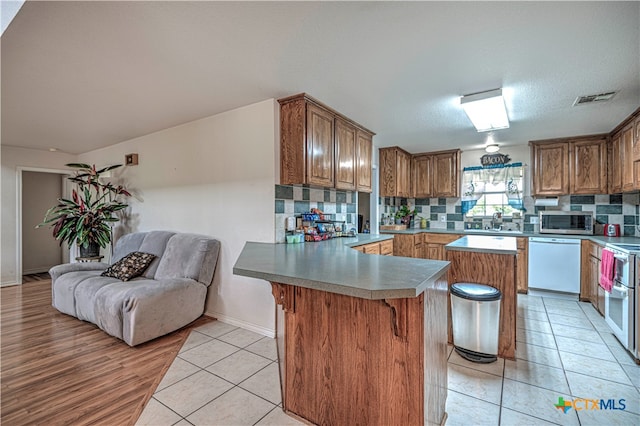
[380,224,407,230]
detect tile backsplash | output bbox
[379,193,640,236]
[275,185,358,243]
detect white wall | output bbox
[1,146,77,285]
[22,171,64,273]
[77,99,278,335]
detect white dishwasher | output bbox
[528,237,581,293]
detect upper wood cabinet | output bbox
[335,118,356,191]
[609,132,623,193]
[380,146,412,197]
[531,136,607,196]
[356,131,373,192]
[279,93,375,191]
[569,137,608,194]
[621,124,635,192]
[633,114,640,161]
[530,141,570,196]
[432,150,461,198]
[412,155,432,198]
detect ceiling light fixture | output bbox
[460,88,510,132]
[485,144,500,153]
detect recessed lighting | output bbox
[48,148,58,152]
[460,88,510,132]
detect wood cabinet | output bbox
[531,136,608,196]
[516,237,528,294]
[390,233,423,258]
[380,147,412,197]
[609,132,623,193]
[335,118,356,190]
[412,155,432,198]
[569,137,608,194]
[621,124,635,192]
[580,240,605,316]
[432,150,461,197]
[634,114,640,161]
[423,233,462,260]
[356,131,373,192]
[279,93,375,191]
[352,239,393,256]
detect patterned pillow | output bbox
[101,252,156,281]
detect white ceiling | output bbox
[2,1,639,155]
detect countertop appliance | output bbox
[539,211,593,235]
[603,242,638,360]
[528,237,581,293]
[605,223,621,237]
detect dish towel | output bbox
[599,249,615,293]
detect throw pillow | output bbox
[101,252,156,281]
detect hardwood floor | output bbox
[1,280,213,425]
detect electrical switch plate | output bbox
[440,214,447,222]
[530,217,539,224]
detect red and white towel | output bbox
[599,249,615,293]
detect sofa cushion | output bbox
[112,232,147,263]
[138,231,175,278]
[155,234,220,285]
[101,252,156,281]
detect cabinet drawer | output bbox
[352,245,365,253]
[423,233,461,245]
[363,243,381,255]
[380,240,394,255]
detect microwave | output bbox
[539,211,594,235]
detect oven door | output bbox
[605,281,633,350]
[613,253,631,284]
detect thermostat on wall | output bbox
[125,153,138,166]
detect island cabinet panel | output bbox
[335,118,357,191]
[391,233,422,258]
[356,131,373,192]
[446,251,517,360]
[516,237,528,294]
[531,141,570,196]
[272,282,448,426]
[569,137,608,194]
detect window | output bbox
[461,163,525,216]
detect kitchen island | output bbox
[445,235,518,359]
[234,236,450,426]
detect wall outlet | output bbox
[440,214,447,222]
[530,217,539,224]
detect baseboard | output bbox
[208,312,275,338]
[1,281,20,287]
[23,267,53,275]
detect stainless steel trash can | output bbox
[450,282,502,363]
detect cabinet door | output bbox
[379,148,397,197]
[634,115,640,162]
[335,118,357,191]
[356,131,373,192]
[306,103,335,187]
[412,155,432,198]
[609,133,623,193]
[396,149,412,197]
[569,138,608,194]
[622,125,635,192]
[363,243,381,255]
[432,151,460,197]
[589,255,600,311]
[516,238,528,294]
[426,243,444,260]
[531,142,569,195]
[379,239,394,255]
[392,234,416,257]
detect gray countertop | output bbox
[233,235,449,300]
[445,235,518,255]
[380,227,640,246]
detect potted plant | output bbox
[395,205,416,226]
[38,163,131,258]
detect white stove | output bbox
[603,243,638,361]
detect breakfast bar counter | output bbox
[234,236,450,426]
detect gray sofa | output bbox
[49,231,220,346]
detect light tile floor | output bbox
[137,293,640,426]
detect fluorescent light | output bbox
[485,144,500,153]
[460,88,510,132]
[1,1,25,35]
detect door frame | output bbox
[16,166,71,284]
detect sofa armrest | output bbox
[49,262,109,283]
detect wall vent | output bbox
[573,91,617,106]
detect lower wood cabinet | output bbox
[423,233,462,260]
[580,240,604,316]
[352,239,394,256]
[516,237,528,294]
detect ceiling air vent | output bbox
[573,91,617,106]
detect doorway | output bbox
[18,168,70,281]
